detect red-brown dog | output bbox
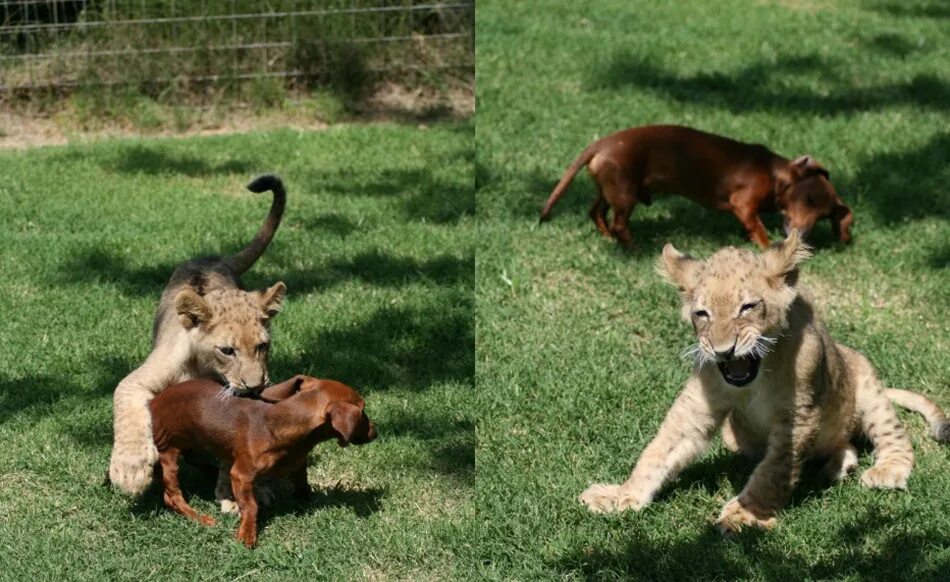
[149,375,376,548]
[540,124,853,248]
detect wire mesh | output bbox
[0,0,474,93]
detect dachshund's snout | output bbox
[350,418,377,445]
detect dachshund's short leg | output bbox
[290,464,311,500]
[730,189,771,248]
[589,187,611,238]
[590,160,637,246]
[231,464,259,548]
[160,448,215,526]
[608,193,637,248]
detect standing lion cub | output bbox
[580,232,949,536]
[109,175,288,496]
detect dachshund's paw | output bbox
[580,484,646,513]
[220,499,240,515]
[714,497,776,538]
[108,442,159,496]
[860,465,909,490]
[237,526,257,549]
[198,513,217,526]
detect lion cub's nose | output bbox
[714,345,736,360]
[242,380,265,392]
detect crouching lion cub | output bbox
[580,231,949,536]
[109,175,288,496]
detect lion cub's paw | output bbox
[220,499,241,515]
[714,498,776,538]
[108,442,159,496]
[860,465,909,490]
[579,484,646,513]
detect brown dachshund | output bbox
[149,375,376,548]
[540,125,853,248]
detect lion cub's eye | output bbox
[256,342,269,354]
[693,309,709,319]
[740,301,760,315]
[217,346,236,357]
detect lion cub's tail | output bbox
[226,174,287,275]
[886,388,950,443]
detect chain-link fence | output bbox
[0,0,473,99]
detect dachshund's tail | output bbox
[539,144,597,223]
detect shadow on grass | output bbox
[106,145,256,177]
[273,251,474,295]
[304,166,474,224]
[860,33,929,58]
[385,410,475,484]
[591,53,950,115]
[272,290,475,393]
[555,504,947,579]
[560,437,940,579]
[56,247,473,297]
[302,213,360,238]
[129,463,385,528]
[57,249,172,297]
[868,0,950,19]
[0,355,131,427]
[840,131,950,226]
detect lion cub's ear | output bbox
[175,289,212,329]
[656,244,703,294]
[764,230,812,287]
[259,282,287,319]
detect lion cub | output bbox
[109,175,288,496]
[580,232,949,536]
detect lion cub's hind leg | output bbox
[820,442,859,482]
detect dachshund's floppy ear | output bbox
[790,155,830,181]
[327,402,363,447]
[259,375,305,402]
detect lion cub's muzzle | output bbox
[717,354,761,387]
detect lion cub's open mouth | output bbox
[717,355,761,387]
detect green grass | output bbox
[476,0,949,579]
[0,122,474,580]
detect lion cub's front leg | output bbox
[581,379,727,513]
[715,408,816,537]
[110,353,184,496]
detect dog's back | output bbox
[150,379,265,461]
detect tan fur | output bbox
[580,232,948,535]
[108,176,288,496]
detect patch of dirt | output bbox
[0,109,331,149]
[362,81,474,122]
[0,82,473,149]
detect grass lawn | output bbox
[476,0,949,579]
[0,122,474,579]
